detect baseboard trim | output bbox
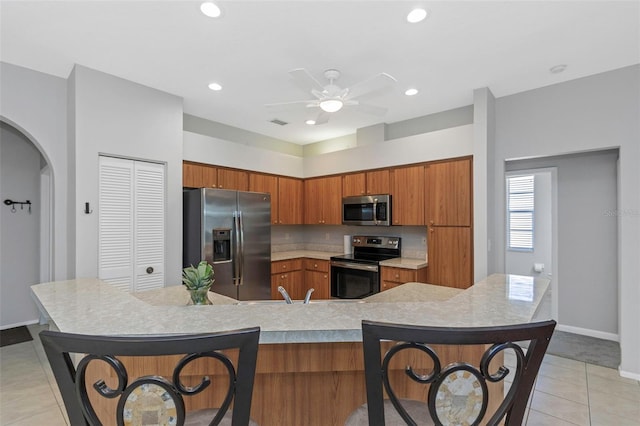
[0,318,39,331]
[556,324,619,342]
[618,368,640,381]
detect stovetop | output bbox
[330,235,401,265]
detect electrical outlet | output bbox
[325,233,330,240]
[285,233,290,240]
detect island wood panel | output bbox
[425,157,472,226]
[277,177,304,225]
[85,342,503,426]
[249,173,279,223]
[427,226,473,288]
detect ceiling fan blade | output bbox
[314,110,331,125]
[348,102,388,116]
[289,68,325,92]
[265,99,315,110]
[346,73,397,99]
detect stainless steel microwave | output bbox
[342,195,391,226]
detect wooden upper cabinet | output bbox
[250,173,279,224]
[425,157,472,226]
[202,166,218,188]
[390,165,425,226]
[217,168,248,191]
[427,226,472,289]
[322,176,342,224]
[342,173,366,197]
[183,162,204,188]
[304,176,342,224]
[278,177,304,225]
[342,170,390,197]
[366,169,390,195]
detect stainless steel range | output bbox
[330,236,401,299]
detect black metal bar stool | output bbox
[346,319,556,426]
[40,327,260,426]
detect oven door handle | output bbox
[330,261,379,272]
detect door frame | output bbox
[504,167,558,321]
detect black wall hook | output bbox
[4,199,32,213]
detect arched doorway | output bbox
[0,121,52,329]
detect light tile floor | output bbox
[1,324,639,425]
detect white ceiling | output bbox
[1,1,638,145]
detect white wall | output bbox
[0,62,68,281]
[69,65,184,285]
[492,65,640,378]
[183,131,304,178]
[184,123,473,179]
[0,124,42,327]
[303,124,473,177]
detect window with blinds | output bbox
[507,175,534,251]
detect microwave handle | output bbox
[373,198,379,225]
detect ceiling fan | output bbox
[266,68,397,125]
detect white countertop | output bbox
[271,250,427,269]
[31,274,549,344]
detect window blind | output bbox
[507,175,534,251]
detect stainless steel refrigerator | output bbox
[183,188,271,300]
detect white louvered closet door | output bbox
[98,156,165,292]
[133,161,165,291]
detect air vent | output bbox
[270,118,289,126]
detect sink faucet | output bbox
[277,286,293,304]
[303,288,315,304]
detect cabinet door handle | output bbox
[282,265,287,269]
[314,263,318,268]
[395,274,399,279]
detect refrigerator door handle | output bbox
[238,211,245,286]
[232,211,241,286]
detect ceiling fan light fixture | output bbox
[200,2,221,18]
[407,8,428,23]
[319,99,343,113]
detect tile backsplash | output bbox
[272,225,427,260]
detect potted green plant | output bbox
[182,261,214,305]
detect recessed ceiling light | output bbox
[200,2,221,18]
[305,119,316,125]
[405,88,419,96]
[208,82,222,91]
[550,64,567,74]
[407,8,428,23]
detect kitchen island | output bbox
[31,274,549,425]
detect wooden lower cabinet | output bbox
[427,226,473,289]
[271,258,330,300]
[380,266,427,291]
[303,259,330,299]
[86,342,503,426]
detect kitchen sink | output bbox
[237,299,365,305]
